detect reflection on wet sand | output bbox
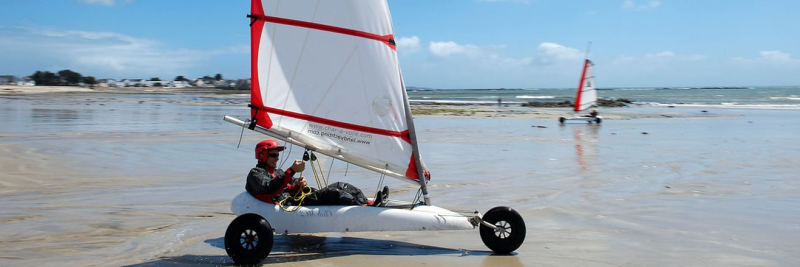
[124,235,507,266]
[32,108,85,122]
[571,125,599,176]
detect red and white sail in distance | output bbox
[573,59,597,112]
[248,0,427,183]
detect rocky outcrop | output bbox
[521,98,633,108]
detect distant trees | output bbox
[81,76,97,86]
[31,71,60,86]
[30,69,95,86]
[174,76,190,82]
[58,70,82,85]
[214,73,223,81]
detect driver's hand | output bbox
[291,160,305,172]
[295,176,307,188]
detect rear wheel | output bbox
[479,206,526,254]
[559,117,565,123]
[596,117,602,124]
[225,213,274,265]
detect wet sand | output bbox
[1,90,800,266]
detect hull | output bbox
[560,115,602,123]
[230,192,476,233]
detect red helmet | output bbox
[255,140,285,158]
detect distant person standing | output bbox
[497,97,502,107]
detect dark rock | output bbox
[521,98,633,108]
[521,101,572,107]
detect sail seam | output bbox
[253,14,395,50]
[256,105,410,142]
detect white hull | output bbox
[231,192,477,233]
[560,115,602,123]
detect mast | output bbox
[400,74,430,205]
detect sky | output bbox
[2,0,799,88]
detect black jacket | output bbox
[245,163,298,204]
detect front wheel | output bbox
[559,117,566,123]
[225,213,274,265]
[595,117,602,124]
[479,206,526,254]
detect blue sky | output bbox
[2,0,798,88]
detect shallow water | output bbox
[1,92,800,266]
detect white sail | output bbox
[574,59,597,112]
[247,0,426,184]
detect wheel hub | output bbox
[494,220,511,239]
[241,229,259,250]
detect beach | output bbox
[1,88,799,266]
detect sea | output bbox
[406,85,800,109]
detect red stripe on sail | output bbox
[250,1,273,129]
[574,59,590,112]
[254,15,396,50]
[255,105,411,143]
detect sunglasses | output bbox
[268,153,280,158]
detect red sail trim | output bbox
[254,15,396,51]
[250,1,273,129]
[255,105,411,144]
[574,59,590,112]
[404,155,430,182]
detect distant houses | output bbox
[2,75,249,90]
[0,75,35,86]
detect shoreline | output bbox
[1,85,778,121]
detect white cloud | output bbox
[651,51,675,57]
[732,50,797,65]
[622,0,661,10]
[536,42,583,64]
[0,26,244,79]
[80,0,116,6]
[396,36,421,53]
[759,50,793,62]
[429,41,481,57]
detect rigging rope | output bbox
[236,118,249,149]
[277,184,313,212]
[279,142,293,169]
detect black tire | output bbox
[225,213,274,265]
[559,117,565,123]
[480,206,526,254]
[596,117,602,124]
